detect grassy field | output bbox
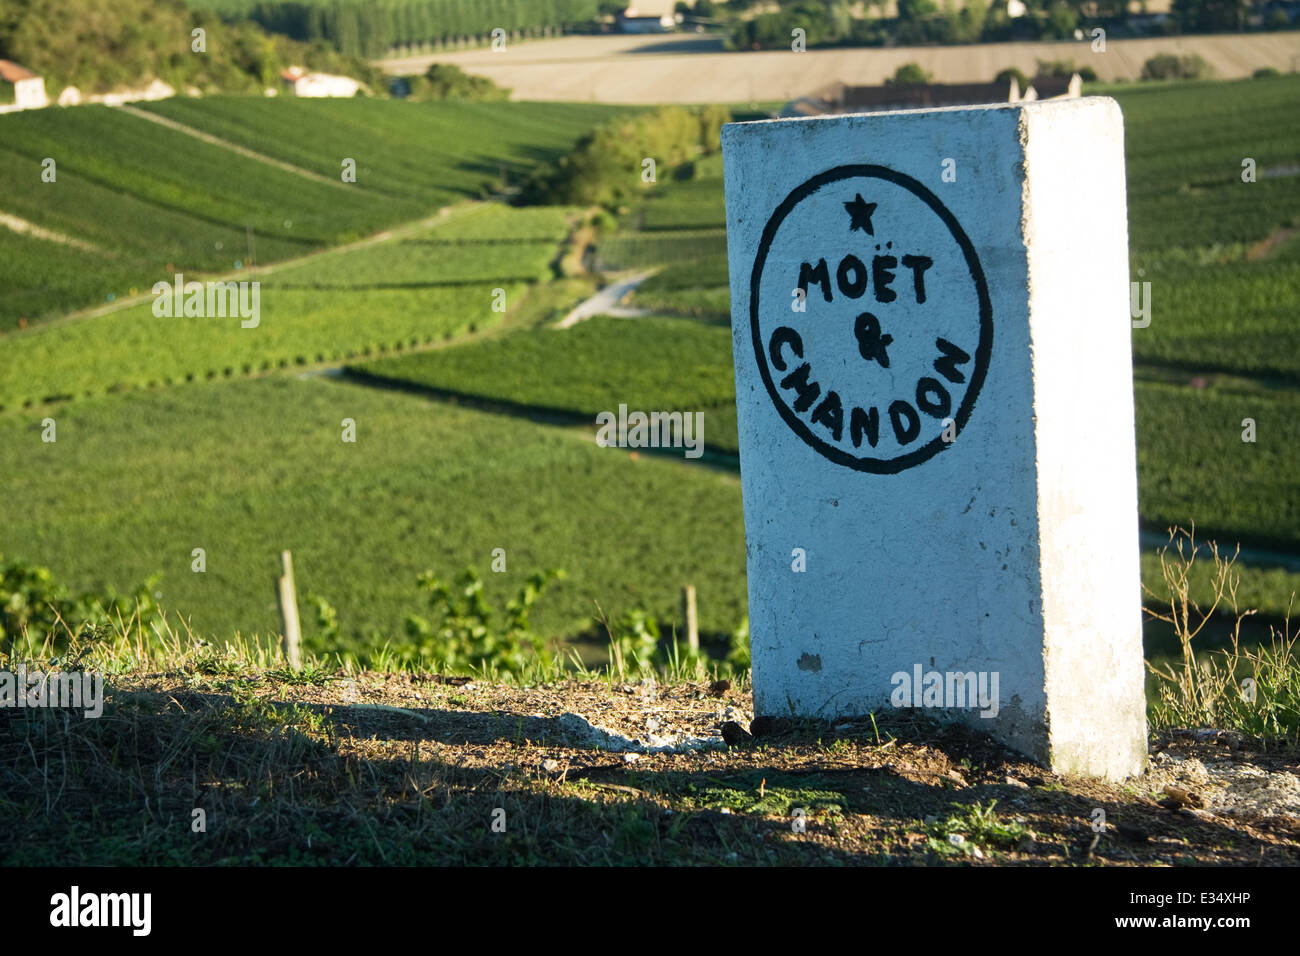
[1118,76,1300,256]
[630,253,729,318]
[353,313,1300,597]
[136,98,626,204]
[602,74,1300,566]
[260,239,558,288]
[2,76,1298,668]
[353,315,736,421]
[1134,383,1300,552]
[0,374,748,650]
[0,204,579,410]
[1129,258,1300,380]
[0,99,622,328]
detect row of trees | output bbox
[219,0,603,58]
[733,0,1063,50]
[889,52,1222,86]
[884,58,1096,85]
[193,0,1285,58]
[729,0,1272,51]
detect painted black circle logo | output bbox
[749,165,992,474]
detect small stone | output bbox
[1004,775,1030,789]
[542,759,560,773]
[1017,835,1037,853]
[720,807,732,815]
[1162,786,1205,809]
[721,705,749,724]
[622,753,640,764]
[947,833,966,848]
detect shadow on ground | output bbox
[2,673,1296,866]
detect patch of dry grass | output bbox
[2,605,1297,866]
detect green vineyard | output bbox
[1,75,1298,657]
[0,204,578,410]
[354,315,738,426]
[0,99,623,329]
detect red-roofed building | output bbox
[0,60,48,111]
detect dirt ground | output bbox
[378,32,1300,103]
[91,668,1300,866]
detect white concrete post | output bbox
[721,98,1146,780]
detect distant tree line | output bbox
[888,50,1220,86]
[0,0,386,95]
[194,0,603,58]
[725,0,1271,51]
[1140,51,1214,79]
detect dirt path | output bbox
[556,269,657,328]
[0,211,99,252]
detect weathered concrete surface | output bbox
[722,97,1146,781]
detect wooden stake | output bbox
[682,585,698,654]
[277,550,301,670]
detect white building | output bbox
[280,67,362,98]
[617,4,676,32]
[0,60,48,112]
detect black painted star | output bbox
[844,193,877,234]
